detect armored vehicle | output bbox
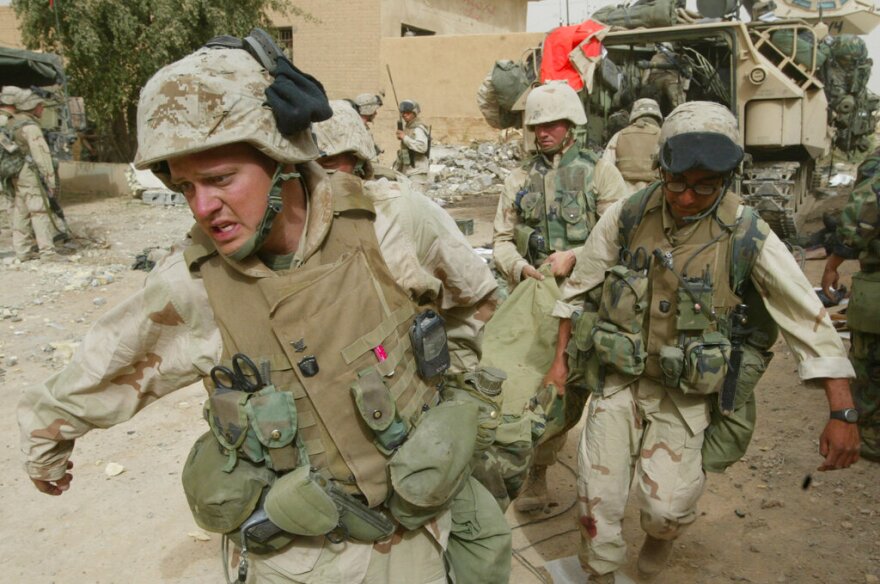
[0,47,82,161]
[479,0,880,240]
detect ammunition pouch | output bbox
[566,307,602,392]
[593,321,646,377]
[560,190,590,243]
[702,345,773,472]
[388,400,479,530]
[597,264,649,333]
[205,383,300,472]
[443,371,503,453]
[397,147,413,169]
[678,332,732,396]
[352,367,410,455]
[848,271,880,334]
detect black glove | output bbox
[264,56,333,134]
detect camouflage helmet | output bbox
[629,98,662,123]
[523,82,587,127]
[0,86,22,106]
[399,99,420,115]
[134,47,319,173]
[658,101,743,174]
[354,93,383,116]
[312,100,377,162]
[14,89,45,112]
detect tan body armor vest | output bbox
[184,180,436,507]
[614,119,660,183]
[627,188,741,382]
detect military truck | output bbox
[478,0,880,240]
[0,47,82,161]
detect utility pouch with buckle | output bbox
[679,331,731,395]
[592,320,646,376]
[598,264,649,333]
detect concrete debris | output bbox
[424,140,523,201]
[127,164,186,206]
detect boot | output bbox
[589,572,616,584]
[513,465,549,512]
[637,535,674,577]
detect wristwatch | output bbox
[830,408,859,423]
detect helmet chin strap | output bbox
[227,163,301,261]
[536,126,575,157]
[680,175,734,224]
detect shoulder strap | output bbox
[729,205,770,297]
[617,184,658,248]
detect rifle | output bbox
[29,155,71,236]
[719,304,750,416]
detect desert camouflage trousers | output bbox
[851,330,880,461]
[248,477,511,584]
[12,181,54,259]
[576,381,706,575]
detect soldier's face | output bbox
[317,152,359,175]
[168,143,277,256]
[402,111,416,123]
[662,168,725,224]
[533,120,571,153]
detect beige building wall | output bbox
[380,0,529,37]
[0,6,24,48]
[372,32,543,161]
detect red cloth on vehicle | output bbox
[539,20,606,91]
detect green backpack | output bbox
[0,120,27,182]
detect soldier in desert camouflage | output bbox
[19,33,508,584]
[546,101,861,582]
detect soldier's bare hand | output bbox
[31,460,74,496]
[542,358,568,396]
[817,420,860,471]
[395,130,405,140]
[521,265,544,281]
[542,250,576,277]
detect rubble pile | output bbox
[426,140,523,202]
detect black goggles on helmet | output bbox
[659,132,743,174]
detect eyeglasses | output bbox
[663,179,722,197]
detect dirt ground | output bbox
[1,185,878,584]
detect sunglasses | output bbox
[663,178,723,196]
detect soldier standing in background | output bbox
[352,92,384,160]
[823,149,880,462]
[641,47,689,113]
[546,102,859,582]
[492,82,627,513]
[601,98,663,195]
[9,89,58,261]
[393,99,430,183]
[0,86,22,234]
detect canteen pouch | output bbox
[388,400,479,530]
[560,190,590,243]
[702,345,773,472]
[351,367,409,454]
[264,465,340,536]
[514,223,536,259]
[442,371,503,453]
[659,345,685,388]
[848,271,880,334]
[679,332,731,395]
[181,431,276,535]
[567,306,603,390]
[598,264,648,334]
[592,320,646,376]
[517,191,543,224]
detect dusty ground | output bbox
[1,186,878,584]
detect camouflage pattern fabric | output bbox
[850,330,880,461]
[10,112,55,259]
[834,166,880,460]
[576,381,704,576]
[394,118,429,177]
[492,145,626,284]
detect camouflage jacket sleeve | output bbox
[366,179,498,373]
[20,120,56,190]
[751,231,854,380]
[592,158,628,216]
[553,198,627,318]
[17,245,222,481]
[402,124,429,154]
[832,179,879,259]
[492,167,531,284]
